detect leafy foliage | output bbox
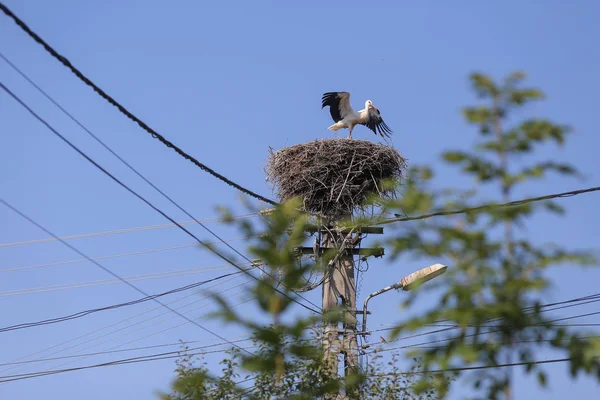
[159,336,443,400]
[383,71,599,399]
[158,199,440,399]
[159,71,599,399]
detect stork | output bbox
[321,91,393,139]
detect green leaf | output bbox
[537,371,547,386]
[470,72,500,97]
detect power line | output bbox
[0,337,254,368]
[42,296,257,375]
[0,237,258,274]
[0,52,293,304]
[0,279,247,375]
[3,307,588,384]
[0,213,259,248]
[420,306,600,330]
[9,323,329,369]
[0,279,245,372]
[0,269,252,333]
[7,45,594,316]
[46,354,563,396]
[373,357,575,377]
[0,74,319,315]
[239,356,575,397]
[4,13,594,381]
[9,241,584,376]
[0,46,309,374]
[533,292,600,310]
[11,313,334,377]
[0,263,251,296]
[363,291,600,349]
[0,81,321,316]
[0,280,252,375]
[327,293,600,361]
[3,15,595,306]
[365,322,600,357]
[0,344,258,384]
[0,344,577,384]
[0,198,254,356]
[377,186,600,225]
[366,325,600,355]
[427,317,600,330]
[0,7,277,206]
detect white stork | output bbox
[321,91,393,139]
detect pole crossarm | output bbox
[304,225,384,235]
[294,229,357,293]
[295,247,384,257]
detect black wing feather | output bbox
[321,92,344,122]
[361,109,393,138]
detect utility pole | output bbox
[321,228,358,381]
[300,231,448,400]
[339,251,359,389]
[301,224,384,399]
[266,135,405,398]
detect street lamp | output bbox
[361,263,448,334]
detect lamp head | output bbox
[399,263,448,291]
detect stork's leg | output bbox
[347,126,353,139]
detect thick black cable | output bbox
[0,52,320,313]
[0,270,250,333]
[0,3,277,206]
[0,81,320,315]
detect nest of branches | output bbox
[266,139,407,218]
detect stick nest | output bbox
[266,139,407,218]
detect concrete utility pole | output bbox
[304,227,448,400]
[265,135,406,398]
[321,230,358,378]
[302,224,383,399]
[321,228,358,400]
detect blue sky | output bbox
[1,0,599,398]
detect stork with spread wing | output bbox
[321,91,393,139]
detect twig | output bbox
[337,152,356,203]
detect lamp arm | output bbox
[361,282,402,334]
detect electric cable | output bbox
[0,81,321,316]
[0,279,250,375]
[0,213,258,248]
[0,197,254,355]
[0,5,277,206]
[0,54,320,313]
[0,269,252,333]
[377,186,600,225]
[0,263,250,296]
